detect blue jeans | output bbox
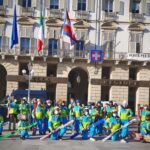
[50,128,66,140]
[74,118,80,133]
[36,119,43,135]
[0,126,3,134]
[81,126,95,139]
[20,130,29,139]
[43,118,48,133]
[61,117,68,136]
[111,131,120,141]
[121,120,128,138]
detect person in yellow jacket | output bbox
[119,101,133,143]
[32,99,44,135]
[0,114,4,135]
[109,111,121,141]
[7,99,19,131]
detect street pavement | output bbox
[0,121,149,150]
[0,131,150,150]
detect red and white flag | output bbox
[37,10,44,53]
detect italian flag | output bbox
[37,11,44,53]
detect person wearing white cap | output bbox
[119,101,133,143]
[48,106,65,140]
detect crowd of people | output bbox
[0,97,150,143]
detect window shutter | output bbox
[102,0,105,11]
[8,0,13,8]
[76,30,81,40]
[48,29,55,38]
[45,0,50,8]
[146,3,150,16]
[114,0,120,13]
[129,42,136,53]
[36,0,41,10]
[129,0,133,12]
[30,38,37,54]
[20,27,33,37]
[3,0,8,6]
[43,38,48,55]
[84,40,90,50]
[72,0,78,11]
[87,0,95,12]
[108,32,115,41]
[20,27,26,37]
[32,0,37,8]
[26,28,33,37]
[59,0,65,10]
[54,29,60,39]
[18,0,23,6]
[2,36,9,52]
[0,26,3,36]
[119,1,124,15]
[103,31,108,41]
[140,0,146,14]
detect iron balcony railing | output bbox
[20,7,34,17]
[1,47,150,61]
[0,5,6,15]
[102,11,117,21]
[47,9,63,19]
[75,11,90,20]
[130,13,144,22]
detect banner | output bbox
[127,53,150,61]
[90,50,103,63]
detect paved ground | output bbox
[0,132,150,150]
[0,122,149,150]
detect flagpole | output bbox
[94,0,99,74]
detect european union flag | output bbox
[10,5,18,49]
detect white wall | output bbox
[1,0,150,56]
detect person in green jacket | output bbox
[0,114,4,135]
[34,99,44,135]
[140,105,150,122]
[19,97,30,117]
[8,99,19,131]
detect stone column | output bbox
[6,82,18,95]
[56,83,68,101]
[87,65,101,103]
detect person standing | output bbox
[0,113,4,135]
[80,107,96,141]
[48,106,66,140]
[119,101,133,143]
[73,100,83,133]
[7,99,19,131]
[34,99,44,135]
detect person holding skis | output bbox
[108,110,121,141]
[80,107,96,141]
[119,101,133,143]
[48,106,65,140]
[18,115,29,140]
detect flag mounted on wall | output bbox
[10,5,18,49]
[63,11,77,46]
[90,50,103,63]
[37,10,44,53]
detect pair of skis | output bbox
[102,118,137,142]
[0,122,37,140]
[40,120,74,140]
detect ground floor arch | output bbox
[0,64,7,100]
[67,67,89,105]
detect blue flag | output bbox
[10,5,18,49]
